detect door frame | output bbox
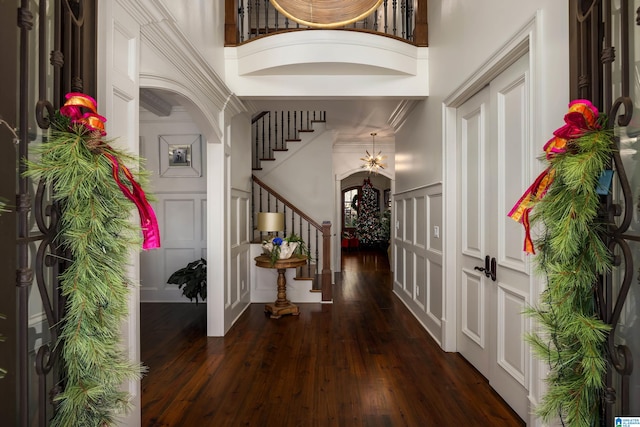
[442,12,543,425]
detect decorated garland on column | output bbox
[26,93,160,426]
[509,100,612,426]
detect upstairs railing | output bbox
[252,110,326,170]
[225,0,428,46]
[252,174,332,301]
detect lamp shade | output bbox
[257,212,284,232]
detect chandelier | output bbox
[269,0,384,29]
[361,132,386,174]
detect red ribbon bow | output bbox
[508,99,600,254]
[60,92,161,250]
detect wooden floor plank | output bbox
[141,249,524,426]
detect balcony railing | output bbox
[225,0,427,46]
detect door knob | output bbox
[474,255,491,277]
[489,257,497,281]
[474,255,497,281]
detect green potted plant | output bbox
[167,258,207,304]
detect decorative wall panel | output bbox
[393,183,444,342]
[461,269,484,347]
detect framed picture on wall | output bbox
[168,145,190,166]
[159,134,202,177]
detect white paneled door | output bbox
[457,55,531,420]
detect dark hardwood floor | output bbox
[141,249,525,426]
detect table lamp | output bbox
[257,212,284,239]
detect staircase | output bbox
[251,110,332,302]
[252,110,326,171]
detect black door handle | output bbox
[489,257,497,281]
[474,255,497,281]
[474,255,491,277]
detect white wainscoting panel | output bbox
[393,183,444,345]
[497,281,528,386]
[228,189,251,311]
[140,192,207,302]
[461,268,485,347]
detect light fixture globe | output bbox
[269,0,384,29]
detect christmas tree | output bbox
[356,179,381,245]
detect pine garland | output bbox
[25,102,154,426]
[524,121,613,426]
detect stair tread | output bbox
[298,129,314,132]
[273,148,288,152]
[259,158,276,161]
[285,139,302,142]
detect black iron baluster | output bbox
[280,110,284,150]
[315,228,319,270]
[263,0,269,34]
[261,114,266,160]
[374,7,379,31]
[267,111,271,159]
[392,0,397,35]
[255,0,260,37]
[383,0,389,34]
[239,0,245,43]
[307,222,311,268]
[258,186,263,241]
[407,0,414,41]
[293,111,297,139]
[283,205,287,237]
[400,0,406,39]
[274,111,278,150]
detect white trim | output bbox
[393,181,443,197]
[442,10,541,360]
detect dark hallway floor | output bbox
[141,249,524,426]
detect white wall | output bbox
[224,30,428,98]
[396,1,570,192]
[139,109,207,302]
[394,0,570,338]
[254,124,335,225]
[160,0,227,80]
[391,2,570,424]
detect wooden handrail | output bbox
[253,174,332,301]
[252,111,269,123]
[252,174,322,230]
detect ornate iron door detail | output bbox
[570,0,640,421]
[15,1,95,425]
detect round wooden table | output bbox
[254,254,308,319]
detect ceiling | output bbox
[140,88,405,144]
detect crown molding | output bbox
[140,88,173,117]
[389,99,419,132]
